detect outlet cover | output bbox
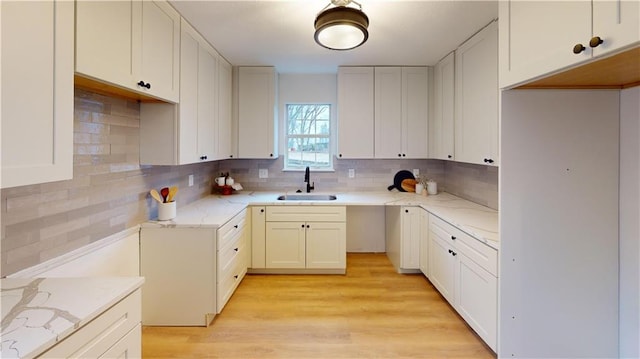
[413,168,420,177]
[188,174,194,187]
[259,169,268,179]
[348,169,355,178]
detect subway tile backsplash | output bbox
[1,88,498,276]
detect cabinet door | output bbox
[419,209,430,277]
[499,1,591,88]
[1,0,73,188]
[197,45,218,161]
[455,21,499,166]
[99,324,141,359]
[217,58,234,159]
[402,67,429,158]
[178,20,200,164]
[139,0,180,102]
[401,207,421,269]
[456,253,497,351]
[592,0,640,57]
[337,67,374,159]
[76,0,138,90]
[428,219,456,304]
[306,222,347,269]
[430,52,455,160]
[266,222,306,268]
[374,67,403,158]
[238,67,277,158]
[251,207,266,269]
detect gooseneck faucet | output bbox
[304,166,315,193]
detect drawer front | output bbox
[430,215,498,276]
[266,206,346,222]
[40,289,141,358]
[217,245,248,313]
[218,230,246,280]
[217,210,247,250]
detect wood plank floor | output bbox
[142,253,496,358]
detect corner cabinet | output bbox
[454,20,499,166]
[385,206,423,273]
[429,52,455,161]
[139,19,224,165]
[499,1,639,88]
[428,214,498,351]
[337,67,375,159]
[237,67,278,159]
[259,206,347,273]
[1,0,74,189]
[374,67,429,159]
[76,0,180,103]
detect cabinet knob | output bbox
[589,36,604,48]
[483,158,494,164]
[451,236,456,240]
[402,154,406,157]
[234,224,238,229]
[339,154,343,158]
[137,80,151,89]
[405,209,409,213]
[229,155,233,158]
[260,209,265,213]
[269,153,273,157]
[398,154,402,157]
[234,275,239,279]
[451,251,457,256]
[447,155,452,159]
[572,43,586,54]
[234,248,239,252]
[448,249,452,254]
[306,224,310,228]
[301,224,305,228]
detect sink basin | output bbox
[277,194,337,201]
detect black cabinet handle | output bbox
[447,155,452,159]
[137,80,151,89]
[573,43,586,54]
[229,155,233,158]
[234,275,239,279]
[484,158,494,164]
[402,154,406,157]
[301,224,305,228]
[306,224,310,228]
[234,248,239,252]
[269,153,273,157]
[589,36,603,48]
[398,154,402,157]
[451,236,456,240]
[234,224,238,229]
[405,209,409,213]
[200,155,208,160]
[339,154,343,158]
[448,249,452,254]
[451,251,457,256]
[260,208,265,213]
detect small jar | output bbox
[427,181,438,195]
[415,183,424,195]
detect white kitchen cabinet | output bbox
[217,57,235,159]
[427,214,498,351]
[499,0,639,89]
[237,67,278,159]
[216,210,249,312]
[429,52,455,161]
[263,206,347,272]
[75,0,180,103]
[1,0,74,189]
[251,206,267,269]
[139,19,219,165]
[386,206,422,273]
[454,20,499,166]
[337,67,375,159]
[419,207,430,277]
[374,67,429,159]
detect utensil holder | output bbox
[158,201,176,221]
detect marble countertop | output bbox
[144,191,499,249]
[1,277,144,359]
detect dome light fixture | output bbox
[314,0,369,51]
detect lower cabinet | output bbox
[427,214,498,351]
[216,209,250,313]
[419,208,430,277]
[385,206,423,273]
[256,206,347,273]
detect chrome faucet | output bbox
[304,166,314,193]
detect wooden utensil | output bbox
[160,187,170,203]
[150,189,163,203]
[167,186,178,202]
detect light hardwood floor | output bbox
[142,253,496,358]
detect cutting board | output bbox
[401,179,417,192]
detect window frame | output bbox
[283,103,334,171]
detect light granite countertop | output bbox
[143,191,499,249]
[0,277,144,359]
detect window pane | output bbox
[285,104,332,169]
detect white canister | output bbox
[225,177,234,186]
[216,176,226,186]
[415,183,424,195]
[158,201,176,221]
[427,181,438,195]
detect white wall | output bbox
[619,86,640,358]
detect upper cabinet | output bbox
[76,0,180,103]
[139,19,222,165]
[499,0,639,89]
[429,52,455,161]
[454,21,499,166]
[1,0,74,188]
[237,67,278,159]
[217,58,234,160]
[337,67,375,159]
[374,67,429,159]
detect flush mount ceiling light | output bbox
[314,0,369,51]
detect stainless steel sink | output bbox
[277,194,337,201]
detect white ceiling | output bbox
[169,0,498,73]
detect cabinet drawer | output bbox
[40,289,141,358]
[430,215,498,276]
[266,206,346,222]
[217,210,247,250]
[218,231,246,280]
[217,248,248,313]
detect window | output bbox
[285,104,332,170]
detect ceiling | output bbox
[169,0,498,73]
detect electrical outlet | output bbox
[188,174,194,187]
[259,169,268,179]
[413,168,420,177]
[348,169,355,178]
